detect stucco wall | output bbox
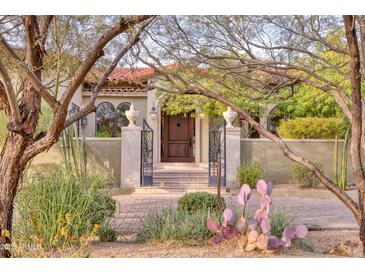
[32,138,122,185]
[240,138,352,184]
[80,95,148,137]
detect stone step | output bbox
[152,183,209,187]
[153,170,208,175]
[153,177,208,182]
[153,174,209,180]
[134,186,222,195]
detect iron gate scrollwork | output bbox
[209,120,226,186]
[141,119,153,186]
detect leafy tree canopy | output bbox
[156,66,274,121]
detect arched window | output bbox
[116,102,131,136]
[95,102,116,137]
[267,105,286,135]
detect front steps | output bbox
[134,163,223,194]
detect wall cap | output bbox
[83,137,122,141]
[240,138,346,143]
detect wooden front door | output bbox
[162,114,195,162]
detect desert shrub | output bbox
[14,164,116,249]
[236,161,264,188]
[98,225,119,242]
[277,117,347,139]
[136,209,220,242]
[269,208,296,238]
[177,192,226,213]
[291,161,323,187]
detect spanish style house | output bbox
[68,67,277,165]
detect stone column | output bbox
[223,107,241,189]
[121,104,141,189]
[121,126,142,189]
[225,126,241,189]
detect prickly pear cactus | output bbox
[207,179,308,253]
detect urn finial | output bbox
[223,106,237,128]
[125,103,139,128]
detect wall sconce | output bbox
[81,116,88,127]
[196,106,205,120]
[150,101,157,120]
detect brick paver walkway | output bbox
[112,190,358,234]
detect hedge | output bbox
[277,117,347,139]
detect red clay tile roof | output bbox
[83,66,179,95]
[93,67,155,82]
[88,64,179,83]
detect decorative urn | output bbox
[223,107,237,128]
[125,103,139,127]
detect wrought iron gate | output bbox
[209,120,226,186]
[141,119,153,186]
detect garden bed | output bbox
[87,230,362,258]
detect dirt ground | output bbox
[88,230,362,258]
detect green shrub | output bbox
[291,161,323,187]
[236,161,264,188]
[14,164,116,249]
[98,226,119,242]
[177,192,225,213]
[277,117,347,139]
[136,208,220,242]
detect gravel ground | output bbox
[88,230,362,258]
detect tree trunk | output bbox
[358,189,365,256]
[0,135,27,258]
[344,15,365,256]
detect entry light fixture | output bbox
[199,112,206,120]
[150,101,157,120]
[196,106,206,120]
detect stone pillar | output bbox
[121,126,142,189]
[226,126,241,189]
[121,103,141,189]
[223,107,241,189]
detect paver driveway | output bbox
[112,187,358,234]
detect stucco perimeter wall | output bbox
[32,138,121,185]
[241,138,352,184]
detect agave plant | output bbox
[207,179,308,252]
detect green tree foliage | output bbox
[276,85,342,118]
[157,66,265,120]
[275,32,356,120]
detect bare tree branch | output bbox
[0,35,58,109]
[0,58,21,123]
